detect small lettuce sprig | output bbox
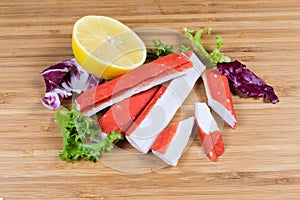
[184,27,230,68]
[147,39,189,59]
[55,106,123,162]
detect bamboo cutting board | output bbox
[1,0,300,199]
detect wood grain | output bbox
[1,0,300,199]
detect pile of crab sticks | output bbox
[75,50,233,165]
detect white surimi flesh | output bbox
[152,117,195,166]
[125,53,205,154]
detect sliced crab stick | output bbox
[125,52,206,154]
[75,52,193,116]
[202,69,237,128]
[194,102,224,162]
[151,117,195,166]
[99,85,160,134]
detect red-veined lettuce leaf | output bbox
[40,58,101,110]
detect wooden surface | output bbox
[1,0,300,199]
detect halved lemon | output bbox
[72,16,147,79]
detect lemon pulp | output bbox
[72,16,147,79]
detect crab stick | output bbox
[194,102,224,162]
[202,69,237,128]
[75,52,193,116]
[151,117,195,166]
[99,85,160,134]
[125,52,206,154]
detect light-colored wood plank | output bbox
[0,0,300,199]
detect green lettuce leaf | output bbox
[55,106,123,162]
[184,27,230,68]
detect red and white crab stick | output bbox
[75,52,193,116]
[194,102,224,162]
[98,85,160,134]
[202,69,237,128]
[151,117,195,166]
[125,52,205,154]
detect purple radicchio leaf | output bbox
[217,60,279,104]
[40,58,102,110]
[40,59,74,92]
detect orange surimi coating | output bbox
[202,69,237,128]
[196,128,224,162]
[151,122,179,154]
[125,82,170,137]
[151,117,195,166]
[99,86,160,134]
[88,62,191,114]
[76,52,192,115]
[194,102,224,162]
